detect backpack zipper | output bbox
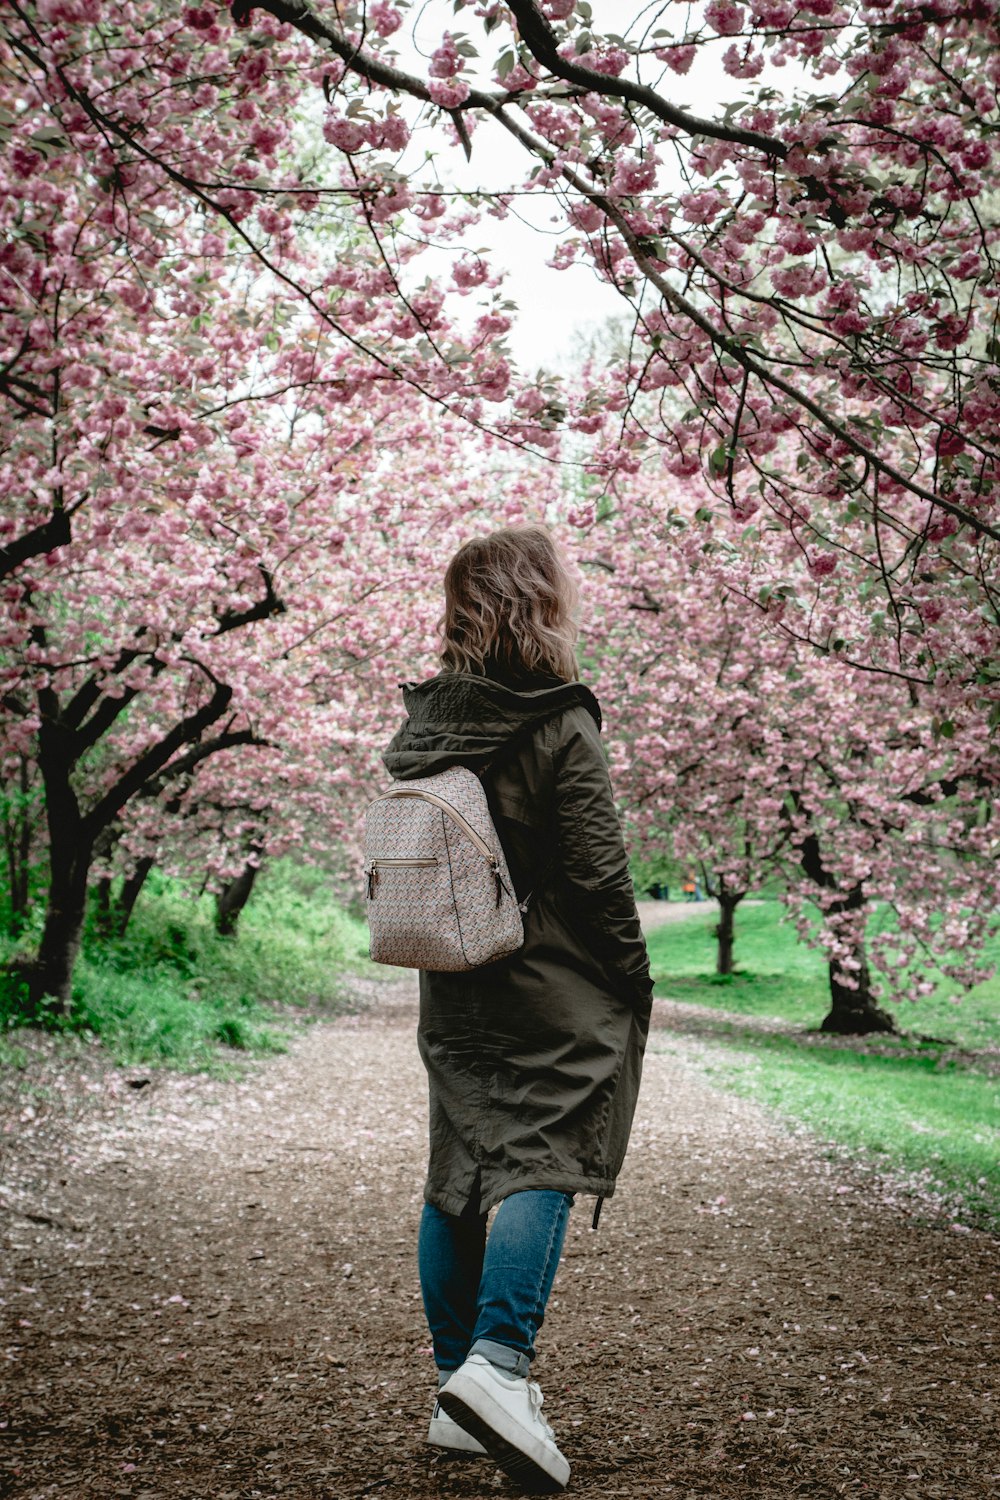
[373,788,499,869]
[370,858,439,866]
[366,857,438,900]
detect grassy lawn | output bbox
[646,901,1000,1227]
[646,898,1000,1049]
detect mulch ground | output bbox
[1,971,997,1500]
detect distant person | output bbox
[683,875,696,901]
[382,525,654,1493]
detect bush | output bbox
[0,860,371,1069]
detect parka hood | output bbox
[382,671,601,781]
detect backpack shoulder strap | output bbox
[477,707,567,913]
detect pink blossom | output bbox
[935,428,965,459]
[771,264,826,298]
[496,62,537,92]
[452,257,489,291]
[369,1,402,36]
[807,552,838,578]
[428,78,471,109]
[249,123,283,156]
[429,36,460,79]
[367,113,410,152]
[612,156,658,196]
[322,113,368,153]
[655,43,697,75]
[704,0,746,36]
[953,251,982,280]
[588,48,629,77]
[369,182,414,222]
[680,190,728,225]
[183,6,217,29]
[776,222,817,257]
[723,43,765,79]
[568,199,604,233]
[413,193,446,220]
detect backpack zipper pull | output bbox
[366,865,377,900]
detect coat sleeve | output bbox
[550,705,654,1017]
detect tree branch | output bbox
[0,509,71,581]
[82,678,235,838]
[213,566,286,634]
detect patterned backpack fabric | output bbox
[363,766,524,971]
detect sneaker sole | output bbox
[427,1415,488,1456]
[437,1381,569,1494]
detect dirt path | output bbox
[1,977,997,1500]
[634,898,734,933]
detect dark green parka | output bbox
[383,670,653,1219]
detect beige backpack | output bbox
[363,765,525,971]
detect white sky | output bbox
[387,1,813,372]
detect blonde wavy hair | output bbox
[440,526,579,683]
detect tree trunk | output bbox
[715,889,743,975]
[91,874,113,937]
[821,951,897,1035]
[215,858,260,937]
[793,824,898,1036]
[3,756,35,936]
[27,688,89,1015]
[116,857,155,937]
[27,845,90,1012]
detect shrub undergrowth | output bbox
[0,862,370,1070]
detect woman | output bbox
[383,525,653,1494]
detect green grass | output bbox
[645,901,1000,1227]
[683,1034,1000,1225]
[646,899,1000,1050]
[0,862,371,1071]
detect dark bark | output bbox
[12,554,277,1009]
[3,756,35,936]
[821,953,897,1035]
[26,677,236,1013]
[0,508,71,582]
[92,875,113,935]
[117,858,155,936]
[25,842,90,1012]
[793,823,899,1036]
[26,683,88,1012]
[215,858,260,937]
[715,889,743,976]
[92,857,155,940]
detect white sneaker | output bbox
[426,1398,488,1455]
[438,1353,570,1494]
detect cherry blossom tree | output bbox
[581,478,1000,1033]
[3,0,998,1030]
[0,1,559,1007]
[212,0,1000,705]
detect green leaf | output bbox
[709,444,730,476]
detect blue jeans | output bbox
[418,1189,573,1380]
